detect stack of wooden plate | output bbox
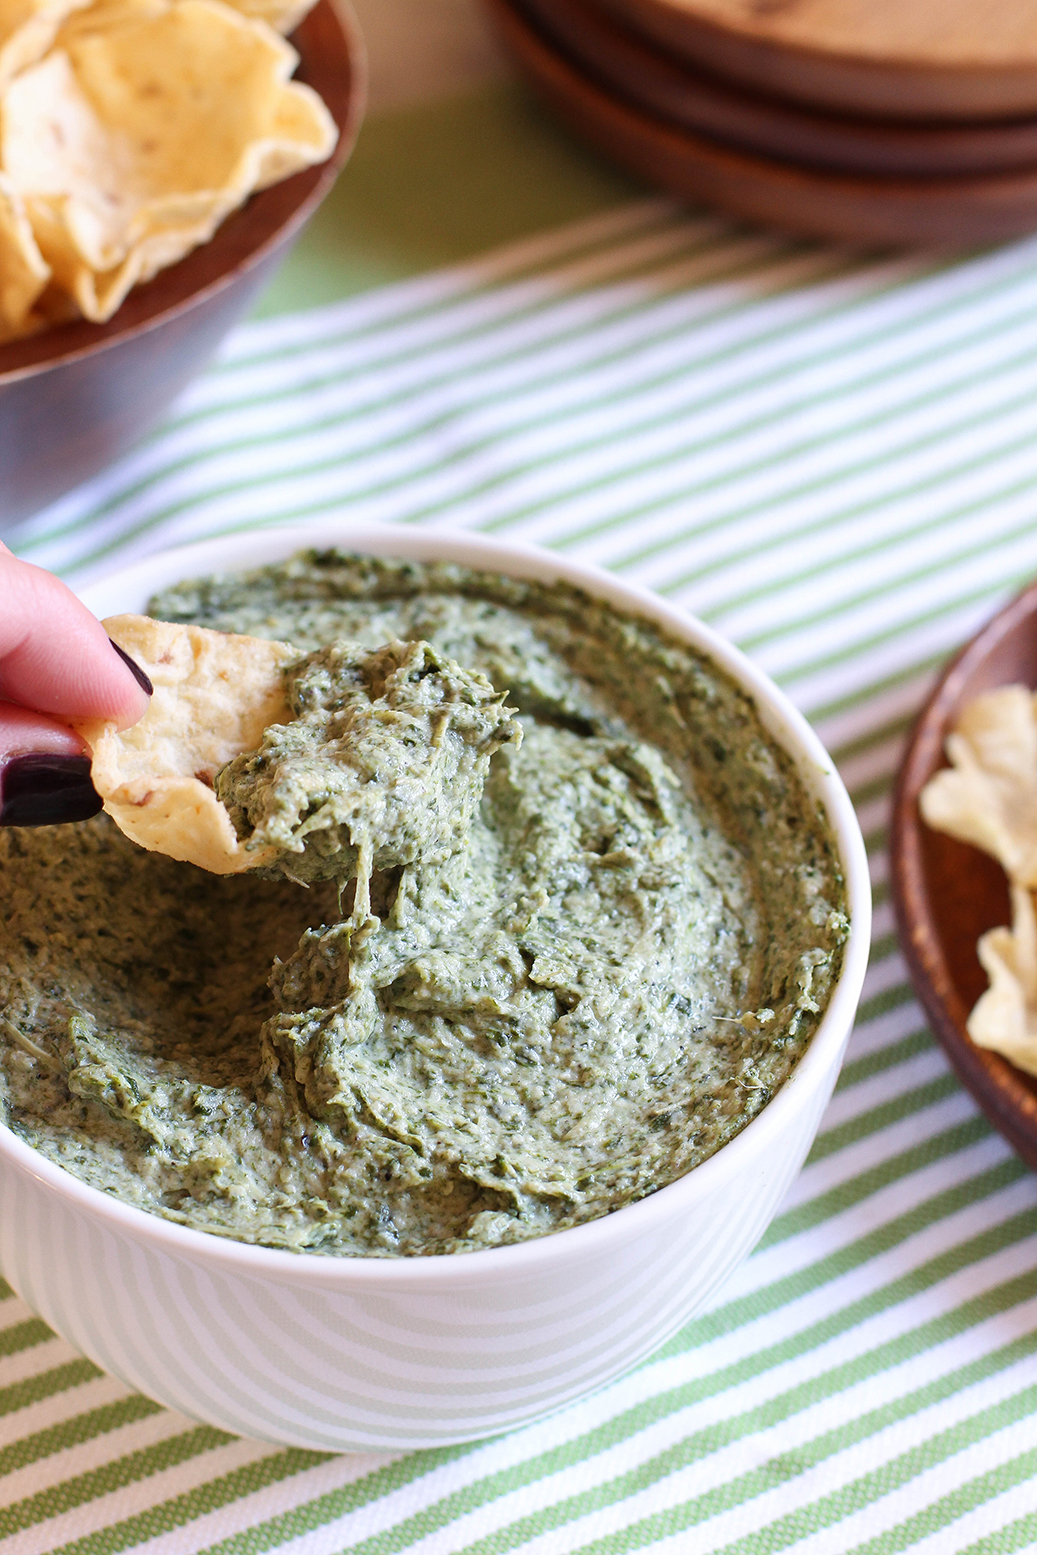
[483,0,1037,245]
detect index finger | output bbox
[0,547,152,726]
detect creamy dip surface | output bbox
[0,553,848,1257]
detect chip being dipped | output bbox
[75,614,297,874]
[76,619,522,908]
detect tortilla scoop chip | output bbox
[2,0,338,322]
[24,183,227,324]
[969,884,1037,1078]
[215,0,315,35]
[0,0,87,91]
[75,615,296,874]
[919,685,1037,888]
[53,0,167,43]
[57,0,309,36]
[0,171,50,339]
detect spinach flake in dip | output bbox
[0,553,848,1256]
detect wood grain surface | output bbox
[891,582,1037,1173]
[595,0,1037,119]
[486,0,1037,245]
[616,0,1037,67]
[521,0,1037,176]
[0,0,365,529]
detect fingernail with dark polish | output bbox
[0,755,103,827]
[109,638,154,697]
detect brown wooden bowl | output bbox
[596,0,1037,123]
[890,580,1037,1172]
[485,0,1037,249]
[521,0,1037,179]
[0,0,364,530]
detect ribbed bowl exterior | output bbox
[0,523,870,1451]
[0,1048,833,1451]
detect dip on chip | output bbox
[215,636,522,897]
[79,617,523,911]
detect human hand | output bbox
[0,545,152,826]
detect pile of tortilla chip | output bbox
[920,685,1037,1077]
[0,0,336,341]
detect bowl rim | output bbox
[0,0,366,389]
[0,521,871,1288]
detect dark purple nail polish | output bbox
[109,638,153,697]
[0,754,103,827]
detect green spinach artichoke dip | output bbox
[0,554,847,1257]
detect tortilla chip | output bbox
[1,0,337,322]
[53,0,166,43]
[75,614,297,874]
[215,0,315,36]
[969,884,1037,1077]
[919,685,1037,888]
[0,170,50,339]
[0,0,87,91]
[59,0,313,38]
[23,176,226,322]
[921,684,1037,1076]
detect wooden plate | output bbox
[521,0,1037,177]
[891,581,1037,1172]
[596,0,1037,122]
[486,0,1037,246]
[0,0,364,528]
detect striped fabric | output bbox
[8,195,1037,1555]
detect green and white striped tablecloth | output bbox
[8,51,1037,1554]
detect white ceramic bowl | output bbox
[0,522,871,1451]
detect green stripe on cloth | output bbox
[0,1360,102,1421]
[0,1428,234,1540]
[834,1029,934,1096]
[44,1448,336,1555]
[959,1508,1037,1555]
[759,1116,993,1250]
[0,1321,52,1361]
[0,1395,162,1480]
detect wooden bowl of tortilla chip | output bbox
[891,578,1037,1170]
[0,0,364,530]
